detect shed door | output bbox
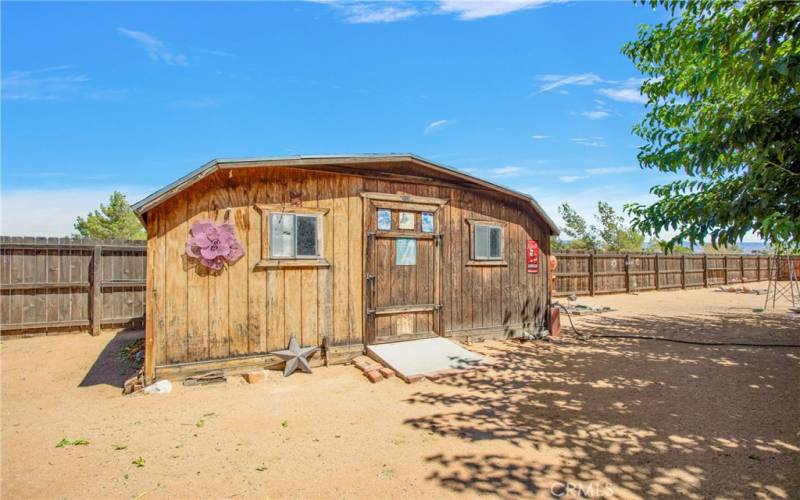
[364,194,444,344]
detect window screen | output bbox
[474,224,503,260]
[296,215,318,257]
[270,213,320,259]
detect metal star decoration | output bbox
[273,336,318,377]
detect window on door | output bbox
[472,222,504,260]
[269,213,321,259]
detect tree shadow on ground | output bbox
[405,312,800,498]
[79,329,143,388]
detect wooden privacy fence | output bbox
[553,252,795,297]
[2,238,796,334]
[0,237,146,336]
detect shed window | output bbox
[270,213,320,259]
[473,223,504,260]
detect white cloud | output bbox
[340,3,418,23]
[172,97,220,109]
[570,137,606,148]
[585,166,638,174]
[533,73,602,94]
[424,119,452,133]
[1,186,155,236]
[323,0,561,23]
[196,48,236,58]
[531,134,550,140]
[597,87,647,104]
[558,175,587,183]
[1,66,89,101]
[580,110,610,120]
[117,27,188,66]
[597,78,647,104]
[436,0,560,20]
[489,166,523,176]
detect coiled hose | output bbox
[552,301,800,348]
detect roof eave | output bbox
[132,154,560,235]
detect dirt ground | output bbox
[2,283,799,499]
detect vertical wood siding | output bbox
[145,167,551,369]
[1,237,146,336]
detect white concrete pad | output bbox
[367,337,491,381]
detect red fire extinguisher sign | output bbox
[527,240,539,273]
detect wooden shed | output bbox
[132,154,559,382]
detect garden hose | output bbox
[552,301,800,348]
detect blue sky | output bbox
[1,0,690,238]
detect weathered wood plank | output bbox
[246,176,267,354]
[186,187,210,361]
[332,177,350,345]
[208,176,231,359]
[165,197,189,362]
[347,180,364,346]
[227,178,250,356]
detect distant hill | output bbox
[739,241,770,253]
[691,241,769,253]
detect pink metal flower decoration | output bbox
[186,220,244,271]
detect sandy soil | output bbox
[2,283,799,499]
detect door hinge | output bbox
[365,274,375,282]
[366,309,376,316]
[434,234,443,246]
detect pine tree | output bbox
[74,192,145,240]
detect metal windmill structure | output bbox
[764,253,800,310]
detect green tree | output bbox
[647,239,693,254]
[74,192,145,240]
[622,1,800,250]
[558,203,599,251]
[595,201,646,252]
[702,243,743,255]
[557,202,645,252]
[550,236,568,252]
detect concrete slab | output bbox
[366,337,492,382]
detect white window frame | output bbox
[269,212,323,260]
[467,219,506,262]
[255,204,330,269]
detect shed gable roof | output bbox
[132,154,559,235]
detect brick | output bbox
[405,375,425,384]
[365,370,384,383]
[379,367,395,378]
[355,360,383,372]
[242,371,265,384]
[353,356,372,367]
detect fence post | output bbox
[723,255,728,285]
[589,253,595,296]
[740,255,745,282]
[703,254,708,288]
[654,254,660,291]
[90,244,102,336]
[681,255,686,289]
[625,254,631,293]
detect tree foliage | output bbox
[557,203,599,251]
[701,242,743,254]
[647,239,693,254]
[557,202,645,252]
[74,191,145,240]
[623,1,800,250]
